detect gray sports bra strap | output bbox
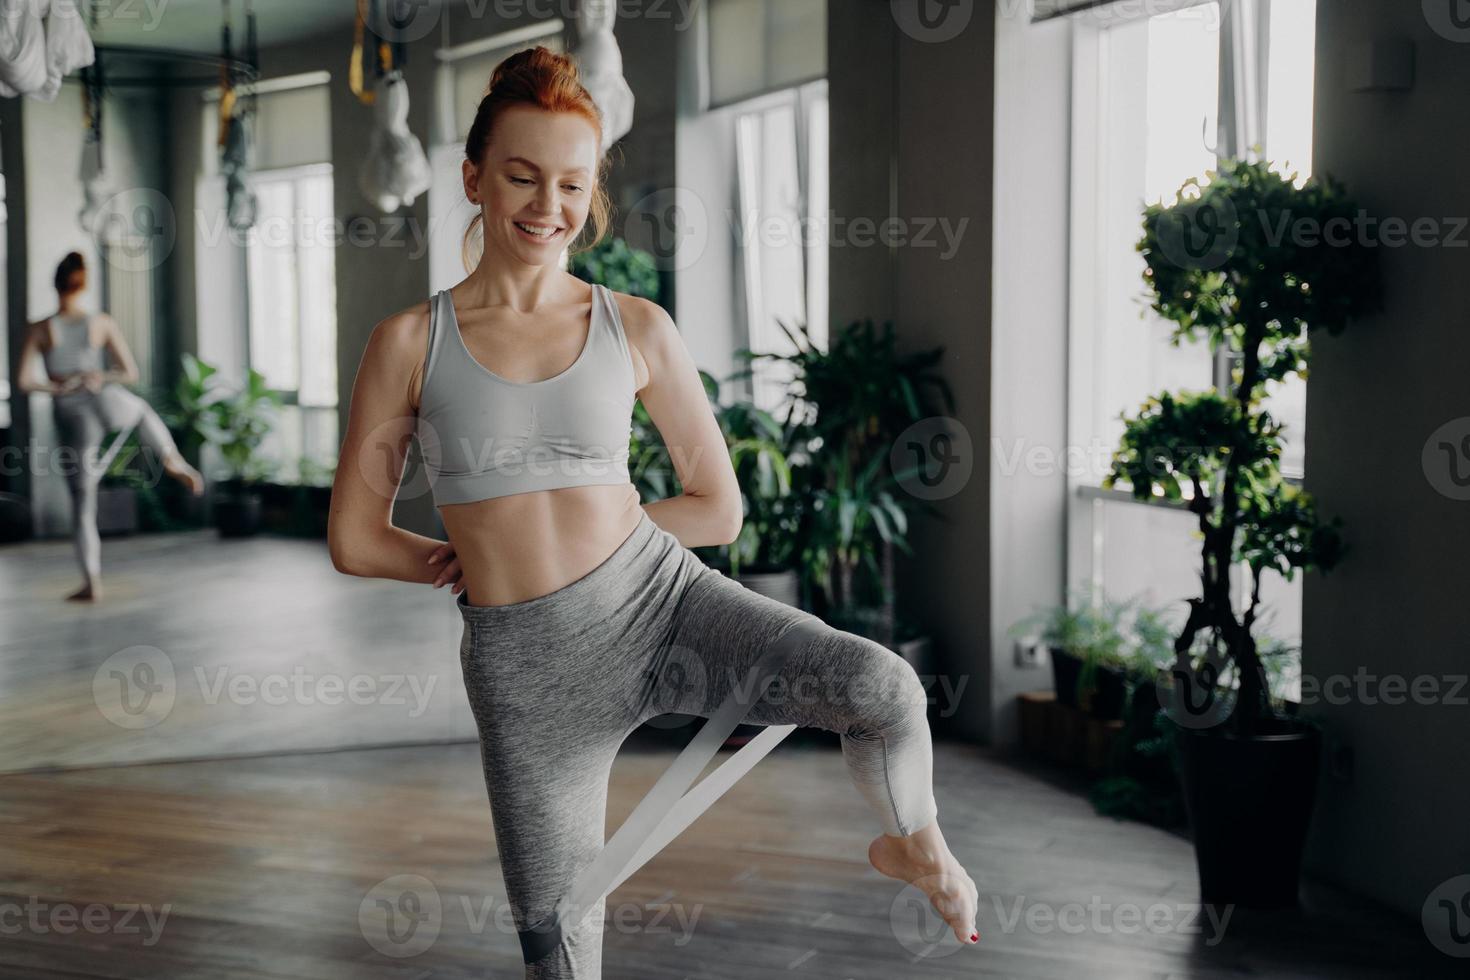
[517,615,828,964]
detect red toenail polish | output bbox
[970,932,979,942]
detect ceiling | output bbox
[90,0,474,53]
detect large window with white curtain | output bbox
[1064,0,1317,682]
[733,79,828,413]
[199,74,337,485]
[243,164,338,483]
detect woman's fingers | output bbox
[433,557,463,589]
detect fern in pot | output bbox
[1010,585,1144,722]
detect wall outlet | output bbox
[1014,636,1045,668]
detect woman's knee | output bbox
[806,628,929,735]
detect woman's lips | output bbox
[514,221,564,243]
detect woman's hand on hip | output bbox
[427,541,464,593]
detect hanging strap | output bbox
[518,615,827,964]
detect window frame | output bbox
[1063,0,1310,627]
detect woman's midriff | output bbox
[438,482,644,607]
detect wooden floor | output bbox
[0,529,472,773]
[1,531,1456,978]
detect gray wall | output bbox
[830,0,996,741]
[988,8,1072,747]
[1302,0,1470,919]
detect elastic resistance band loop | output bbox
[517,616,826,964]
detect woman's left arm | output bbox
[97,314,141,386]
[619,295,744,549]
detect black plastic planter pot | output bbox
[1089,664,1127,721]
[1050,648,1126,720]
[1050,647,1082,708]
[215,489,263,538]
[1175,722,1322,908]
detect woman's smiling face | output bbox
[464,104,601,264]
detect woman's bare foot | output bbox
[66,582,102,602]
[164,452,205,496]
[869,820,979,946]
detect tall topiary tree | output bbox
[1106,156,1382,737]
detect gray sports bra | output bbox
[43,313,106,377]
[415,282,636,507]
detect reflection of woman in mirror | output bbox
[16,252,203,602]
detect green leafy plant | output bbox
[628,369,798,578]
[569,236,661,301]
[162,353,230,464]
[732,316,956,647]
[1010,584,1169,708]
[168,353,283,486]
[708,387,798,577]
[1109,155,1382,736]
[294,454,337,488]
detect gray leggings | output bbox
[455,509,939,978]
[52,384,180,583]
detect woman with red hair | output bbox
[330,46,979,978]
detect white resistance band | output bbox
[517,616,828,964]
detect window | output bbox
[734,79,828,412]
[198,75,335,484]
[244,165,338,483]
[1065,0,1317,690]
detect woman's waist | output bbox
[444,484,647,609]
[52,383,123,404]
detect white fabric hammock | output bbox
[358,69,430,213]
[0,0,95,102]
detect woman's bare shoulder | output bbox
[600,288,667,392]
[603,288,675,347]
[364,298,437,411]
[24,316,54,346]
[366,298,436,360]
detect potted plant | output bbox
[1093,626,1301,832]
[1109,155,1381,907]
[697,375,800,591]
[196,366,283,538]
[732,316,956,655]
[1009,585,1136,722]
[1090,599,1189,828]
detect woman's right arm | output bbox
[15,323,62,395]
[327,304,457,589]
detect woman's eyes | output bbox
[509,176,583,192]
